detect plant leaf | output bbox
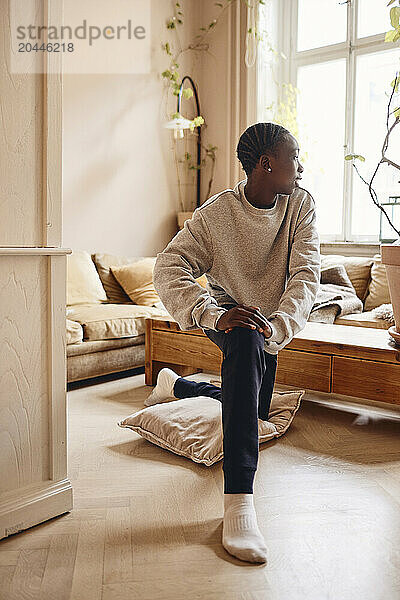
[390,6,400,28]
[385,29,397,41]
[391,77,400,92]
[345,153,366,162]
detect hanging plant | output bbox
[161,0,266,209]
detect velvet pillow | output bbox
[118,390,305,466]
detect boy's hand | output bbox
[217,304,272,338]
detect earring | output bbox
[267,167,272,172]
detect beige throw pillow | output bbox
[118,390,305,466]
[67,250,108,306]
[93,253,147,304]
[364,254,391,311]
[66,319,83,344]
[320,254,373,301]
[110,258,160,306]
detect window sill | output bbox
[320,241,380,258]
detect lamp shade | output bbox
[164,115,193,130]
[164,114,193,139]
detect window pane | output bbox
[297,0,347,52]
[351,49,400,239]
[357,0,390,39]
[297,59,346,237]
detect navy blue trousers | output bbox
[173,314,278,494]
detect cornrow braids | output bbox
[236,122,291,176]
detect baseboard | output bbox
[0,478,73,540]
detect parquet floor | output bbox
[1,371,400,600]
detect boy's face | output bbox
[260,135,304,196]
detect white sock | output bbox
[222,493,268,564]
[144,368,180,406]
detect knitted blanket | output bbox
[308,265,364,324]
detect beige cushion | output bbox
[66,319,83,344]
[93,253,147,303]
[364,254,391,311]
[67,303,170,341]
[111,258,160,306]
[118,390,305,466]
[320,254,373,301]
[334,310,391,329]
[67,250,107,306]
[110,260,205,303]
[94,253,209,304]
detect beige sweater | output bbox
[153,179,321,354]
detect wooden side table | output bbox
[145,318,400,406]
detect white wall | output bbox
[62,0,197,256]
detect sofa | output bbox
[66,250,392,384]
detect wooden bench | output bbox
[145,318,400,406]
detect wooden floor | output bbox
[1,372,400,600]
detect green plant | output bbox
[178,144,218,199]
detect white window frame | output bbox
[268,0,396,243]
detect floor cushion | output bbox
[118,390,305,466]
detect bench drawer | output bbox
[276,349,331,392]
[332,356,400,404]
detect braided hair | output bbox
[237,122,291,176]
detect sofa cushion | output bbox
[334,310,391,329]
[93,253,146,304]
[66,319,83,344]
[118,390,304,466]
[67,303,170,341]
[364,254,391,311]
[67,334,145,357]
[67,250,108,306]
[320,254,373,302]
[111,258,160,306]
